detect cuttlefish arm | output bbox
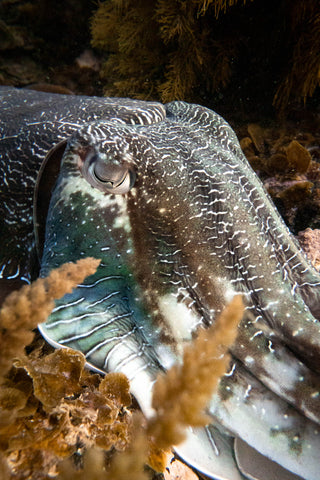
[38,102,320,479]
[37,122,247,479]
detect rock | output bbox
[267,152,289,172]
[276,180,313,207]
[298,228,320,270]
[240,136,255,156]
[247,124,265,153]
[286,140,311,173]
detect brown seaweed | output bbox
[91,0,320,112]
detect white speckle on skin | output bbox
[261,353,301,392]
[245,355,255,365]
[292,327,304,337]
[157,293,200,345]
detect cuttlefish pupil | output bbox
[1,87,320,480]
[77,144,136,195]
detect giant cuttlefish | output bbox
[1,86,320,480]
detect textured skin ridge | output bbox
[1,87,320,480]
[0,87,165,283]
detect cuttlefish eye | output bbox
[80,152,136,194]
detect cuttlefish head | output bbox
[39,120,234,349]
[37,111,320,480]
[38,120,227,414]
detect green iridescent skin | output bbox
[1,86,320,480]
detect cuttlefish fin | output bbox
[0,141,67,306]
[33,140,67,262]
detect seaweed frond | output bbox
[91,0,164,99]
[105,413,149,480]
[273,1,320,112]
[99,294,244,479]
[90,0,248,103]
[0,258,100,382]
[91,0,320,113]
[0,258,137,479]
[198,0,249,19]
[0,349,132,479]
[0,260,243,479]
[58,447,111,480]
[147,294,244,449]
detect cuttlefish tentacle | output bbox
[1,87,320,480]
[232,318,320,425]
[209,359,320,479]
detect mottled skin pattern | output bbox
[1,87,320,480]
